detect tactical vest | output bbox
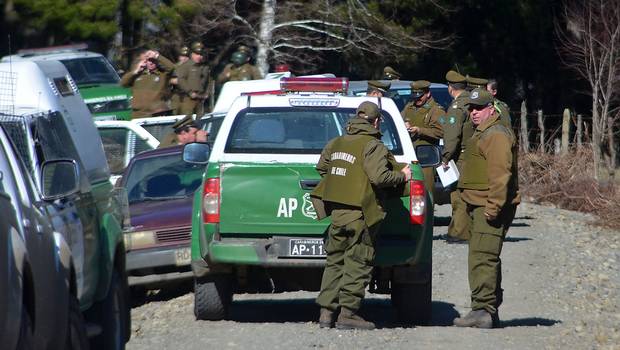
[459,121,513,190]
[321,135,374,207]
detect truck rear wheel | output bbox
[194,275,232,320]
[88,270,129,350]
[67,294,89,350]
[17,307,34,350]
[391,280,432,325]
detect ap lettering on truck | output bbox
[276,193,317,219]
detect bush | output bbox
[518,147,620,229]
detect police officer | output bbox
[367,80,390,97]
[170,46,190,114]
[157,115,208,148]
[453,88,520,328]
[382,66,401,80]
[174,42,211,116]
[120,49,175,118]
[442,70,471,243]
[401,80,445,198]
[311,101,411,330]
[217,47,262,84]
[487,78,512,127]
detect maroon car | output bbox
[121,145,204,289]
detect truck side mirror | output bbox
[183,142,210,164]
[415,145,441,168]
[41,160,80,200]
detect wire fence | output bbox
[0,70,17,115]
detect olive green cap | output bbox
[179,46,189,57]
[172,115,198,132]
[191,42,205,55]
[465,88,494,107]
[466,75,489,89]
[411,80,431,92]
[356,101,380,121]
[446,70,466,84]
[368,80,391,93]
[383,66,401,80]
[237,45,251,54]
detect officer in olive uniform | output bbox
[453,88,520,328]
[382,66,401,80]
[174,42,211,116]
[487,79,512,127]
[366,80,390,97]
[401,80,445,196]
[170,46,190,114]
[120,49,175,119]
[442,70,472,243]
[157,115,208,148]
[217,48,262,84]
[311,101,412,330]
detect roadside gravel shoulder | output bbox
[128,203,619,350]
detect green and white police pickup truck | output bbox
[185,77,440,324]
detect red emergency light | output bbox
[280,77,349,94]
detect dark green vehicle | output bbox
[185,78,439,324]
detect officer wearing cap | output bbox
[442,70,472,243]
[382,66,401,80]
[401,80,445,199]
[157,115,208,148]
[217,46,262,84]
[174,41,211,116]
[466,75,488,91]
[120,48,175,118]
[367,80,391,97]
[170,45,190,113]
[453,88,520,329]
[311,101,411,330]
[487,79,512,128]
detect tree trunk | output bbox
[256,0,276,76]
[520,100,529,153]
[576,114,583,148]
[537,109,545,152]
[607,117,616,179]
[592,98,601,180]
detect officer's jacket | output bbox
[176,60,210,95]
[311,118,407,227]
[120,56,175,118]
[494,98,512,128]
[217,63,262,83]
[441,91,470,166]
[458,114,521,217]
[400,97,445,146]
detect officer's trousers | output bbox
[448,188,470,240]
[178,98,204,116]
[421,166,435,206]
[316,217,380,312]
[466,204,517,314]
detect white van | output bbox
[0,60,131,349]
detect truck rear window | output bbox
[225,107,403,155]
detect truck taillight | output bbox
[202,178,220,223]
[409,180,426,225]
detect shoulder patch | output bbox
[438,116,446,125]
[449,116,456,124]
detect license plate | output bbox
[289,238,326,257]
[174,247,191,266]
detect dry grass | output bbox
[518,147,620,230]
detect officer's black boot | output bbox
[453,309,497,329]
[335,308,375,330]
[318,308,335,328]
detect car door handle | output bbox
[22,218,31,228]
[299,180,320,190]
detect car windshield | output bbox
[61,57,120,85]
[225,107,403,155]
[389,88,452,111]
[124,153,204,203]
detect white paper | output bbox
[436,160,460,187]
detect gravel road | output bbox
[127,203,619,350]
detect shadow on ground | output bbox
[226,297,460,328]
[433,234,532,243]
[500,317,561,328]
[131,281,193,307]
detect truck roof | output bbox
[1,46,103,63]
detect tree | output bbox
[557,0,620,180]
[183,0,451,75]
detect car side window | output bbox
[0,138,26,212]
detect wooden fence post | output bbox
[576,114,583,148]
[561,108,570,155]
[537,109,545,152]
[520,100,529,153]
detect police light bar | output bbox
[17,43,88,56]
[280,77,349,93]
